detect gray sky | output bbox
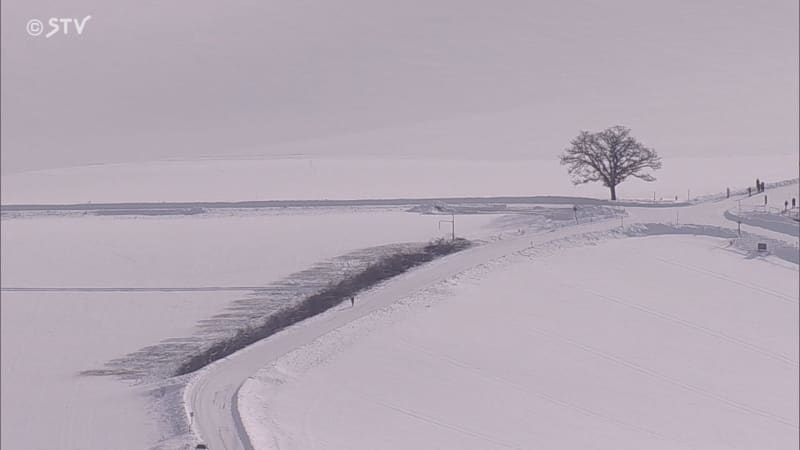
[1,0,797,173]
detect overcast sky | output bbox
[1,0,797,173]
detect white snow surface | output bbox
[2,155,798,204]
[228,186,799,450]
[241,234,798,450]
[0,290,229,450]
[0,208,501,450]
[1,161,797,450]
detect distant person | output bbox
[756,178,760,192]
[761,181,765,192]
[793,198,796,208]
[785,200,789,211]
[350,296,355,307]
[726,187,730,198]
[748,187,752,196]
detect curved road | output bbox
[185,185,799,450]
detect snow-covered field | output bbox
[0,290,229,450]
[241,234,799,450]
[1,209,500,288]
[1,160,797,450]
[2,0,796,447]
[0,208,503,450]
[2,155,797,204]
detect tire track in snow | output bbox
[555,279,800,368]
[592,289,798,367]
[653,257,798,305]
[396,338,690,448]
[346,386,523,450]
[520,326,799,430]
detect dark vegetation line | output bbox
[174,238,472,376]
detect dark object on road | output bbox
[757,243,768,252]
[196,445,208,450]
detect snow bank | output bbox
[241,234,798,450]
[724,209,800,238]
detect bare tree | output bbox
[559,126,662,200]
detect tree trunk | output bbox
[610,185,617,201]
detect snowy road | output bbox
[186,185,798,450]
[186,216,628,450]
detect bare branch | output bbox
[558,126,661,200]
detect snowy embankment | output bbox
[240,231,798,450]
[719,179,800,238]
[174,238,472,377]
[725,208,800,238]
[176,182,798,450]
[232,185,799,450]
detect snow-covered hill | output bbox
[241,234,798,449]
